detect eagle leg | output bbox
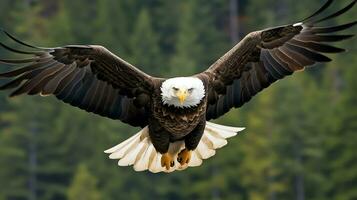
[177,149,191,165]
[161,153,175,170]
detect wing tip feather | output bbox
[1,29,44,50]
[301,0,334,22]
[311,0,356,24]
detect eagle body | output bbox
[0,0,355,173]
[149,83,208,152]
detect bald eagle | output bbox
[0,0,356,173]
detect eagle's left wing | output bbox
[0,32,157,127]
[200,0,356,120]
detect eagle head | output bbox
[161,77,205,108]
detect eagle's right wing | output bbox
[0,32,156,127]
[201,0,356,120]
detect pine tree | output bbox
[94,0,130,56]
[62,0,97,43]
[272,75,328,200]
[0,1,356,200]
[169,1,203,76]
[169,0,229,76]
[324,24,357,200]
[194,0,229,70]
[237,86,284,200]
[129,9,162,76]
[151,0,181,63]
[46,1,74,45]
[68,164,102,200]
[319,2,357,199]
[0,108,30,199]
[0,2,50,200]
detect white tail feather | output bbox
[105,122,245,173]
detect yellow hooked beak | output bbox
[176,89,188,105]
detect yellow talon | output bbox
[177,149,191,165]
[161,153,175,170]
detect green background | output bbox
[0,0,356,200]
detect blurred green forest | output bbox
[0,0,356,200]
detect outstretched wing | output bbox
[0,32,156,127]
[201,0,356,120]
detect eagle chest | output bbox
[152,96,207,135]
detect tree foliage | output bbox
[68,165,102,200]
[0,0,356,200]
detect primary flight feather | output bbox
[0,0,355,173]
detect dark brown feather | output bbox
[2,30,44,49]
[42,63,76,95]
[280,46,315,66]
[301,0,334,22]
[295,34,354,42]
[0,57,43,64]
[10,63,65,97]
[204,0,355,120]
[28,68,66,95]
[273,49,303,71]
[95,83,111,114]
[56,69,85,98]
[285,43,332,62]
[0,42,44,55]
[288,39,345,53]
[0,34,156,127]
[0,60,56,78]
[261,50,285,79]
[53,67,80,95]
[269,51,293,73]
[308,21,357,34]
[311,0,356,24]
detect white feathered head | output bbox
[161,77,205,108]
